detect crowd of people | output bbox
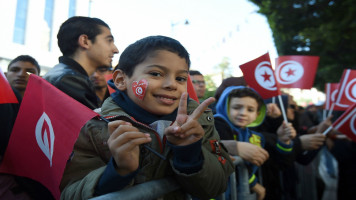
[1,16,355,200]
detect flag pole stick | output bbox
[277,95,288,123]
[323,109,326,121]
[322,126,333,135]
[327,103,335,117]
[99,116,166,160]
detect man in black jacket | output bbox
[44,16,119,109]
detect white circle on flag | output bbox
[254,61,277,91]
[345,78,356,103]
[332,89,348,108]
[351,114,356,136]
[276,61,304,84]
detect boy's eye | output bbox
[248,108,255,112]
[176,76,187,82]
[10,68,19,72]
[149,72,162,77]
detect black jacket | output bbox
[44,56,99,110]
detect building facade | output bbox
[0,0,91,75]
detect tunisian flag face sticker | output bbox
[132,79,148,100]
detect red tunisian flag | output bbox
[324,83,349,111]
[239,52,281,99]
[332,103,356,142]
[335,69,356,106]
[0,68,18,104]
[0,74,98,199]
[187,75,199,103]
[275,55,319,89]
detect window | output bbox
[68,0,76,17]
[13,0,29,44]
[44,0,54,50]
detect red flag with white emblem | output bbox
[275,55,319,89]
[332,103,356,142]
[239,52,281,99]
[324,83,349,111]
[0,68,18,104]
[187,75,199,103]
[0,74,98,199]
[335,69,356,106]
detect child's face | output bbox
[119,50,188,115]
[228,96,259,128]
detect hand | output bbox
[236,142,269,166]
[107,120,152,175]
[300,133,326,150]
[277,122,297,144]
[164,92,215,146]
[251,183,266,200]
[266,103,282,118]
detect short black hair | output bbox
[57,16,110,56]
[115,35,190,77]
[8,55,40,74]
[189,70,202,76]
[228,87,264,111]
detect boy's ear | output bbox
[113,69,127,91]
[78,34,90,49]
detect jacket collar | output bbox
[59,56,88,77]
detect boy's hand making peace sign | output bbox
[164,92,215,146]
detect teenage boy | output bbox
[5,55,41,97]
[44,16,119,109]
[214,86,296,200]
[60,36,234,199]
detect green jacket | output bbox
[60,97,234,199]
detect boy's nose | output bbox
[162,77,177,90]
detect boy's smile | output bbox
[116,50,188,116]
[228,96,259,128]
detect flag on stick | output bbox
[335,69,356,106]
[275,55,319,89]
[324,83,349,111]
[331,103,356,142]
[0,74,98,199]
[239,52,281,99]
[0,68,18,104]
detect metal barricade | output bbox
[90,156,254,200]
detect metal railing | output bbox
[91,156,254,200]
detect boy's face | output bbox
[6,61,39,93]
[228,96,259,128]
[87,26,119,68]
[116,50,188,115]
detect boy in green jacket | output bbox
[60,35,234,199]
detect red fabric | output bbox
[0,68,18,104]
[275,56,319,89]
[239,52,281,99]
[335,69,356,106]
[187,75,199,103]
[324,83,348,111]
[0,75,98,199]
[332,103,356,142]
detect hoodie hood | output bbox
[214,86,266,128]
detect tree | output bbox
[249,0,356,90]
[215,57,232,80]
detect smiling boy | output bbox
[60,36,234,199]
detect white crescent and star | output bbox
[254,61,277,91]
[276,60,304,84]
